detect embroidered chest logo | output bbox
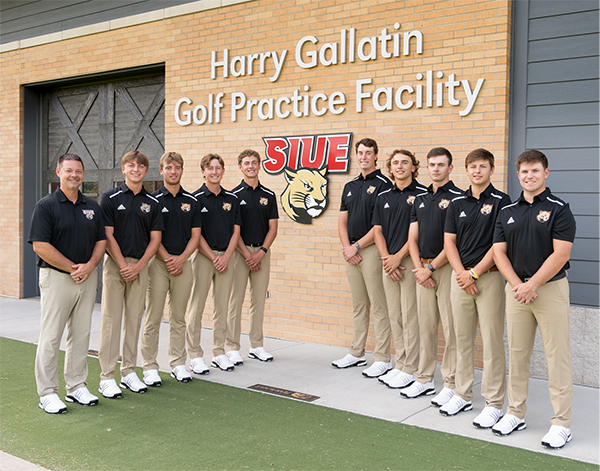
[140,203,151,213]
[260,197,269,206]
[438,199,450,210]
[181,203,191,213]
[480,204,493,215]
[222,202,232,212]
[82,209,95,220]
[406,195,416,206]
[366,185,376,195]
[536,210,551,223]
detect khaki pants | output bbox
[227,247,271,351]
[415,262,456,388]
[505,277,572,427]
[382,256,419,374]
[186,250,234,358]
[142,256,193,370]
[99,255,149,380]
[345,244,391,362]
[35,267,97,396]
[451,270,506,407]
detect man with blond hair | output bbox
[442,148,511,428]
[227,149,279,364]
[98,150,163,399]
[187,154,241,373]
[373,149,427,389]
[141,152,201,386]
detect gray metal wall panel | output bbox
[546,190,600,216]
[510,0,599,306]
[528,34,599,62]
[542,148,600,170]
[527,103,599,127]
[569,283,599,307]
[529,11,599,40]
[0,0,200,44]
[571,238,600,262]
[570,215,599,239]
[530,0,600,18]
[527,80,599,106]
[567,261,600,284]
[528,56,599,84]
[526,124,599,149]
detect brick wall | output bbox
[0,0,512,367]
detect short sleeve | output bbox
[444,200,457,234]
[269,198,279,219]
[372,198,382,226]
[28,200,53,244]
[552,203,576,242]
[410,200,418,223]
[493,212,506,244]
[191,201,202,228]
[101,192,114,227]
[150,203,164,232]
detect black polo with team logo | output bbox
[101,182,163,259]
[153,185,202,256]
[340,169,393,243]
[494,188,576,282]
[194,183,242,251]
[28,188,106,273]
[445,183,511,268]
[410,180,464,259]
[372,179,428,254]
[231,180,279,246]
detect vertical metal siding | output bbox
[509,0,600,307]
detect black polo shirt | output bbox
[28,189,106,273]
[445,183,511,268]
[101,182,163,259]
[372,179,428,255]
[340,169,393,243]
[231,180,279,246]
[194,184,242,251]
[153,185,202,256]
[494,188,576,282]
[410,180,464,259]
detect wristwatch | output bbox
[354,241,361,250]
[427,263,435,273]
[260,246,268,254]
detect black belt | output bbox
[211,247,227,252]
[248,243,264,247]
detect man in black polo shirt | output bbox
[98,150,163,399]
[492,150,576,449]
[226,149,279,365]
[28,153,106,413]
[373,150,427,389]
[140,152,201,386]
[186,154,241,373]
[402,147,463,405]
[441,148,511,427]
[332,137,393,378]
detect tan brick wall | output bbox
[1,0,512,367]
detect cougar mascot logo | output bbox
[281,167,328,225]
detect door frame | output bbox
[22,64,165,297]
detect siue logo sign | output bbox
[262,133,352,224]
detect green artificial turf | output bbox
[0,337,595,471]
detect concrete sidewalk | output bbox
[1,296,598,468]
